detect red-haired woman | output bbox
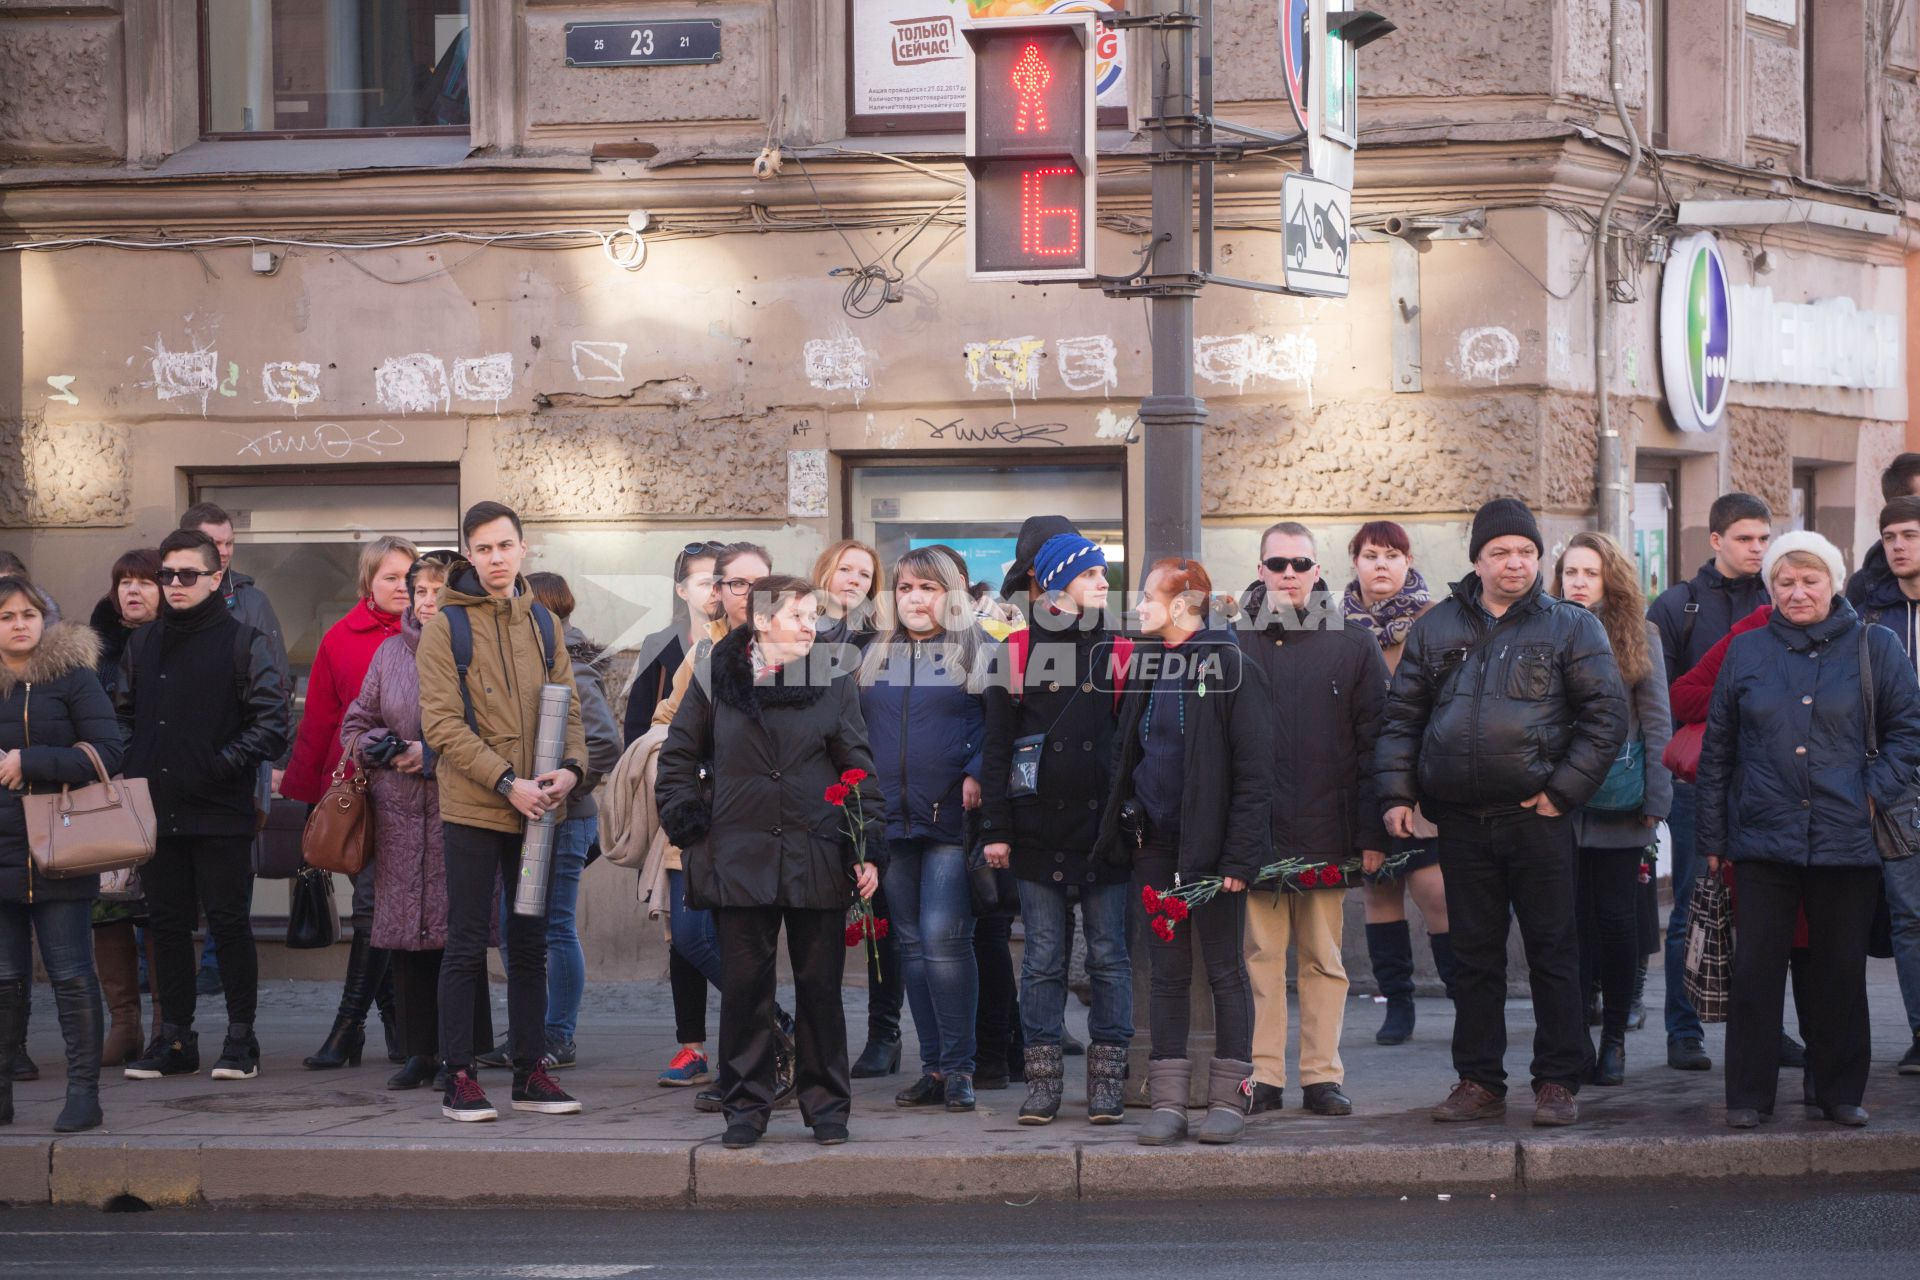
[1096,557,1273,1147]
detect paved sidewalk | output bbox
[4,961,1919,1208]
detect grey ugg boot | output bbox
[1136,1057,1191,1146]
[1087,1042,1128,1124]
[1195,1057,1253,1145]
[1018,1044,1065,1125]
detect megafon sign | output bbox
[1659,232,1733,433]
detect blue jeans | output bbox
[668,868,722,987]
[1017,878,1133,1047]
[543,816,593,1044]
[1663,782,1705,1044]
[1883,854,1920,1035]
[886,838,977,1076]
[0,898,96,984]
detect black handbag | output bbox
[285,865,342,950]
[1860,628,1920,862]
[964,812,1004,916]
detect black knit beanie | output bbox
[1468,497,1543,562]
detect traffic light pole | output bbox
[1136,0,1206,567]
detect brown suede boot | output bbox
[94,921,145,1066]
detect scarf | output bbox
[1343,567,1430,651]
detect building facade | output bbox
[1,0,1913,965]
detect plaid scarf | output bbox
[1343,567,1430,651]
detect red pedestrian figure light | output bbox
[1010,42,1052,134]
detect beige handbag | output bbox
[24,742,158,879]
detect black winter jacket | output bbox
[1376,574,1629,820]
[1698,601,1920,869]
[1094,629,1274,884]
[980,618,1130,887]
[859,635,985,846]
[88,596,137,698]
[0,623,125,903]
[116,592,292,839]
[1236,582,1393,860]
[1648,561,1771,687]
[1847,547,1920,674]
[655,625,884,911]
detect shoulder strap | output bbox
[529,602,557,673]
[446,605,478,734]
[1679,581,1700,663]
[1862,624,1879,758]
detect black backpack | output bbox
[442,601,559,733]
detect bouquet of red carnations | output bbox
[1142,850,1414,940]
[826,768,887,959]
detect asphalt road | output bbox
[1,1179,1916,1279]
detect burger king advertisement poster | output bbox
[851,0,1126,127]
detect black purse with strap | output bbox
[1859,626,1920,862]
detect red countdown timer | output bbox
[964,15,1097,281]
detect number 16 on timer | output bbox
[963,14,1098,282]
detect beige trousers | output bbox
[1245,886,1349,1088]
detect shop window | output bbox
[201,0,471,136]
[1632,461,1680,599]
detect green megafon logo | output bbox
[1661,232,1732,433]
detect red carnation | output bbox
[841,768,868,787]
[825,783,851,806]
[1299,867,1319,887]
[1151,916,1176,942]
[1321,866,1343,886]
[1163,897,1190,922]
[1142,885,1163,913]
[874,918,890,940]
[844,924,864,947]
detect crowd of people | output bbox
[5,459,1920,1145]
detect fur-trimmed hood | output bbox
[707,623,832,717]
[0,622,102,700]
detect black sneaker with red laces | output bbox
[442,1067,498,1123]
[512,1064,583,1115]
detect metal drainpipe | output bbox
[1593,0,1645,543]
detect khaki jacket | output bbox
[418,569,588,836]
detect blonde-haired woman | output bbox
[284,533,418,1071]
[1699,531,1920,1128]
[1553,532,1671,1087]
[813,540,886,653]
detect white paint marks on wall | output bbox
[803,329,873,403]
[964,337,1047,399]
[1194,333,1319,401]
[1094,407,1139,442]
[570,340,629,383]
[44,375,78,406]
[1455,326,1521,385]
[375,353,450,415]
[262,362,322,415]
[145,336,219,414]
[453,353,515,411]
[1055,335,1118,393]
[788,449,830,518]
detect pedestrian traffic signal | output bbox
[964,14,1097,281]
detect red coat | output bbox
[1669,604,1771,725]
[283,598,403,804]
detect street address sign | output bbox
[565,20,723,67]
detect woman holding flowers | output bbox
[656,574,882,1149]
[858,548,989,1113]
[1095,557,1274,1146]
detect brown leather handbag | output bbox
[24,742,157,879]
[300,749,373,876]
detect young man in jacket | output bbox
[1378,498,1628,1127]
[418,501,588,1122]
[1850,495,1920,1075]
[1236,524,1391,1118]
[1646,492,1773,1073]
[1845,453,1920,603]
[118,530,291,1082]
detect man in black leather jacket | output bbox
[116,529,291,1085]
[1377,499,1627,1129]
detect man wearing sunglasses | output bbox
[1235,523,1391,1118]
[118,529,291,1084]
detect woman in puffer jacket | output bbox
[1698,532,1920,1129]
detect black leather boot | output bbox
[374,957,402,1064]
[0,977,22,1126]
[1368,921,1416,1045]
[50,976,104,1133]
[304,930,380,1069]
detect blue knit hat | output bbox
[1033,532,1106,593]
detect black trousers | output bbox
[391,947,494,1060]
[864,880,904,1042]
[1134,839,1252,1061]
[439,822,547,1071]
[1438,812,1585,1095]
[1726,861,1880,1113]
[973,905,1021,1073]
[144,833,258,1031]
[1577,845,1642,1046]
[713,905,849,1131]
[669,946,710,1045]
